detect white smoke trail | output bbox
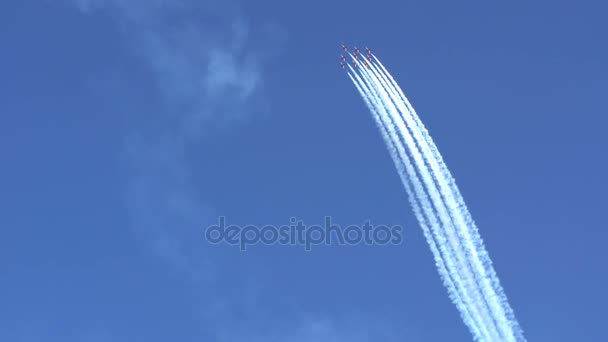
[360,62,505,341]
[369,56,524,341]
[356,65,499,341]
[345,54,525,341]
[371,56,525,340]
[348,66,491,341]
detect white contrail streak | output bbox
[345,53,525,341]
[348,64,492,341]
[346,74,460,314]
[371,56,524,340]
[360,62,504,341]
[370,57,524,341]
[357,65,499,341]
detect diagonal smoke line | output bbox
[349,66,490,341]
[344,51,526,342]
[360,62,504,341]
[370,56,524,341]
[372,56,524,339]
[354,61,498,339]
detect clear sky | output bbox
[1,1,607,341]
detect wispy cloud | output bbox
[66,4,290,337]
[68,3,418,342]
[72,0,285,278]
[215,313,416,342]
[122,134,211,278]
[135,17,269,138]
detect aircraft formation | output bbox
[340,45,372,69]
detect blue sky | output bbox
[1,0,607,341]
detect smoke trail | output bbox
[357,66,499,341]
[369,65,517,340]
[360,62,505,341]
[372,56,525,340]
[370,57,524,341]
[348,65,492,341]
[344,52,525,341]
